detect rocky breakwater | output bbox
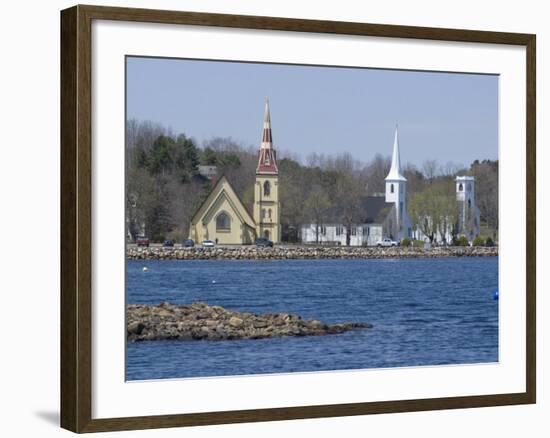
[127,302,373,342]
[127,245,498,261]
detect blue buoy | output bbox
[493,291,499,300]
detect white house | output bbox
[301,222,384,246]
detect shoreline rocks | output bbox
[127,302,373,342]
[127,245,498,261]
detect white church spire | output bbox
[385,125,406,182]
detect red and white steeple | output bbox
[256,99,278,174]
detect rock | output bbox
[126,302,373,342]
[307,320,323,329]
[127,321,145,335]
[127,245,498,261]
[228,317,244,328]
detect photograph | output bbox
[124,57,499,381]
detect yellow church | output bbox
[188,100,281,244]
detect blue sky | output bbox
[126,57,498,168]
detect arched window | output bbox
[268,208,272,219]
[459,183,463,191]
[261,208,266,219]
[216,212,230,231]
[263,180,271,196]
[390,184,394,194]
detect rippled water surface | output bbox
[126,257,498,380]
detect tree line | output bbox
[126,119,498,243]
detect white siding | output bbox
[301,224,383,246]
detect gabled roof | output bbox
[190,175,256,229]
[360,195,394,223]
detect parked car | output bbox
[136,236,150,247]
[202,240,215,248]
[376,237,399,247]
[183,239,195,247]
[162,239,174,247]
[255,237,274,247]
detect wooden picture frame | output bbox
[61,4,536,433]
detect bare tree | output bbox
[335,174,364,246]
[304,184,331,243]
[440,161,466,177]
[362,153,391,195]
[422,159,439,183]
[470,160,498,238]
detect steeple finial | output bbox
[385,125,406,181]
[264,98,270,123]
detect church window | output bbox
[263,180,271,196]
[459,183,463,191]
[264,230,270,239]
[390,184,394,193]
[268,208,272,219]
[216,212,230,231]
[261,208,266,219]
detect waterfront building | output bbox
[252,100,281,242]
[455,176,481,240]
[412,175,481,243]
[188,100,281,244]
[301,126,412,246]
[384,126,413,241]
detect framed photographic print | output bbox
[60,4,536,433]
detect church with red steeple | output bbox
[253,99,281,242]
[188,99,281,244]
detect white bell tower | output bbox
[455,175,480,239]
[385,126,412,240]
